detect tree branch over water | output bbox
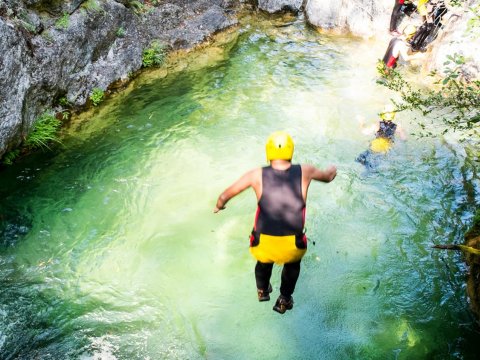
[433,243,480,256]
[376,55,480,137]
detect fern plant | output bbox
[142,41,166,68]
[2,150,20,165]
[24,112,62,150]
[89,87,105,106]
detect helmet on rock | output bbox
[265,131,294,162]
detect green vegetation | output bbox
[116,26,126,38]
[89,87,105,106]
[81,0,101,12]
[445,1,480,33]
[24,112,62,150]
[17,18,36,33]
[58,97,70,107]
[2,150,20,165]
[142,41,166,68]
[128,1,145,14]
[13,10,37,33]
[448,0,464,6]
[55,12,70,30]
[468,4,480,33]
[1,111,63,164]
[377,55,480,137]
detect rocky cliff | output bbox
[0,0,239,158]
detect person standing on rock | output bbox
[390,0,407,35]
[213,131,337,314]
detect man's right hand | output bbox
[213,206,225,213]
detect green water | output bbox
[1,14,479,359]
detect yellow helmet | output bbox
[265,131,294,162]
[402,24,417,39]
[380,103,396,121]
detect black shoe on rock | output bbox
[272,295,294,314]
[257,283,273,302]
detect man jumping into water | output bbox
[213,131,337,314]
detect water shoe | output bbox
[257,283,273,302]
[272,295,294,314]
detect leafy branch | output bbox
[376,55,480,137]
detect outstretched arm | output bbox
[302,164,337,183]
[300,164,337,201]
[213,168,261,213]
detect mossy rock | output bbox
[466,260,480,323]
[465,209,480,324]
[465,236,480,265]
[465,209,480,241]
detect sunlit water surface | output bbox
[1,13,479,360]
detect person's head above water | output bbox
[265,131,294,162]
[380,103,396,121]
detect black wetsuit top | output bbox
[251,165,306,246]
[376,120,397,139]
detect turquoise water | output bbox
[1,14,479,359]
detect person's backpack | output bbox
[409,1,448,52]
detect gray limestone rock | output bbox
[304,0,391,37]
[0,19,32,152]
[258,0,304,13]
[0,0,239,158]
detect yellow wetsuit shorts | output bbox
[250,233,307,264]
